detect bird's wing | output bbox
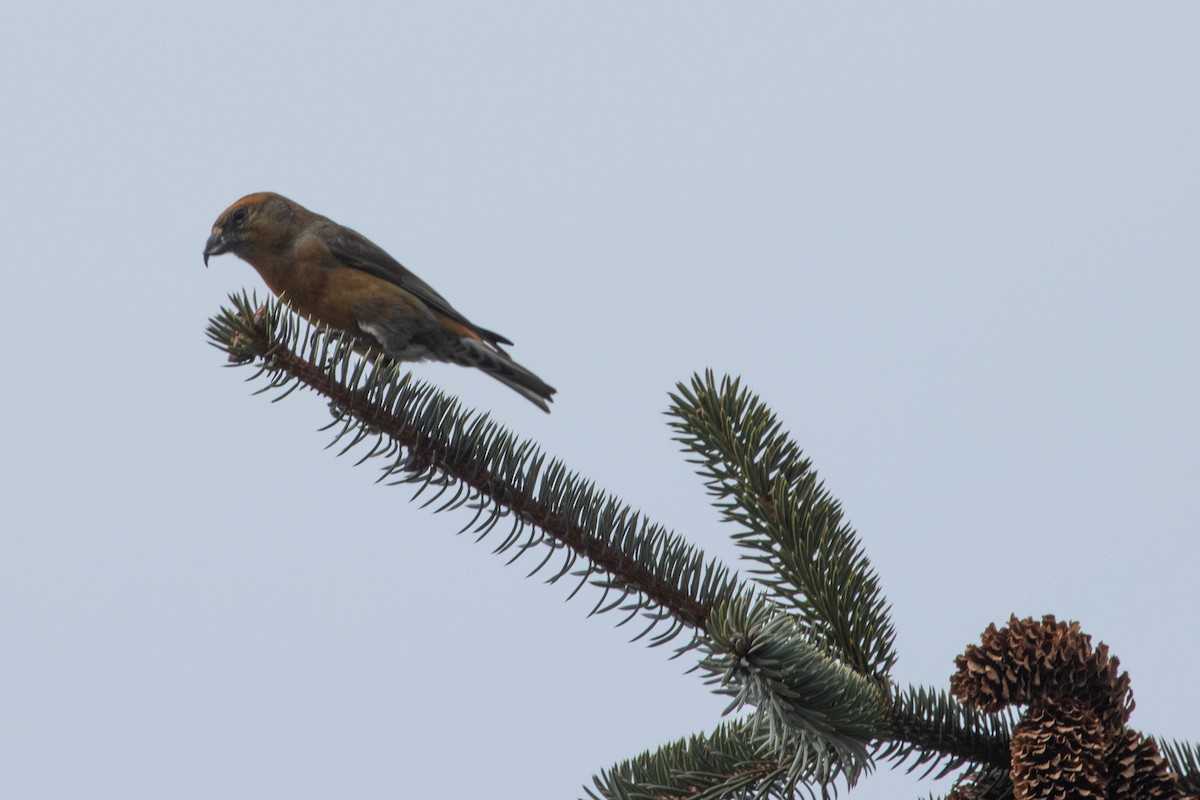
[317,220,514,347]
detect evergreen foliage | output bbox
[667,376,895,678]
[206,294,1196,799]
[1162,741,1200,797]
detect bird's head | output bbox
[203,192,300,266]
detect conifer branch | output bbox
[587,720,823,800]
[882,686,1013,778]
[207,293,738,647]
[938,766,1014,800]
[211,299,1190,800]
[208,296,900,796]
[668,372,896,678]
[699,592,888,777]
[1159,740,1200,796]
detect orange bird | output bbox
[204,192,555,412]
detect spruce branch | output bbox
[208,296,900,797]
[587,721,787,800]
[698,591,888,780]
[882,686,1013,779]
[587,720,843,800]
[1159,740,1200,796]
[207,293,739,648]
[941,767,1014,800]
[208,299,1191,800]
[668,371,896,678]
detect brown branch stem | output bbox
[242,310,710,630]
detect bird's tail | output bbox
[458,339,556,413]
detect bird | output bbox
[204,192,556,412]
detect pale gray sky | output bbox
[2,3,1197,798]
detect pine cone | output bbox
[1010,696,1109,800]
[1107,730,1188,800]
[951,615,1132,730]
[948,767,1014,800]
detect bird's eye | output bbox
[231,208,248,225]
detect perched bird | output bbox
[204,192,555,411]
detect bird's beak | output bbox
[203,230,232,267]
